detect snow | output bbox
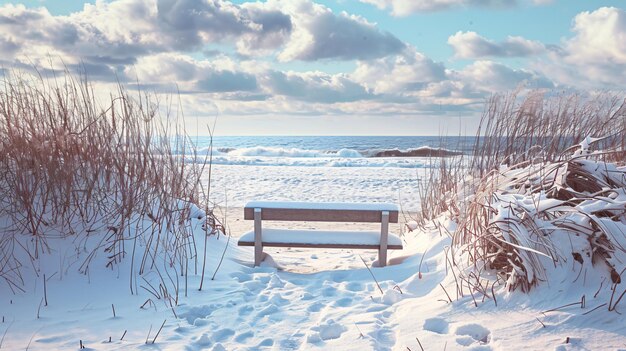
[3,205,624,350]
[205,155,432,168]
[238,228,403,246]
[306,319,347,342]
[2,215,625,351]
[245,201,399,211]
[208,163,427,211]
[2,154,625,350]
[405,220,418,232]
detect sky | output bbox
[0,0,625,135]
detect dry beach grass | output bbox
[417,90,626,305]
[0,69,221,298]
[0,69,625,350]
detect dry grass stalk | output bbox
[0,67,223,300]
[418,90,626,298]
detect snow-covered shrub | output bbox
[0,69,222,297]
[418,91,626,297]
[452,155,625,293]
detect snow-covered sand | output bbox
[207,162,428,211]
[2,207,625,350]
[2,155,625,350]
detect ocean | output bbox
[197,136,469,211]
[201,135,474,157]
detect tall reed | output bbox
[0,68,220,299]
[418,90,626,296]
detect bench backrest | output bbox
[243,202,399,223]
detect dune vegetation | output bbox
[0,70,222,298]
[417,91,626,307]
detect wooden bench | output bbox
[237,201,403,267]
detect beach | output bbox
[202,137,430,272]
[196,136,465,212]
[2,1,626,348]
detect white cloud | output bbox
[448,31,546,58]
[454,60,554,92]
[0,0,576,121]
[0,36,19,57]
[351,47,551,108]
[236,4,293,56]
[533,7,626,88]
[263,70,374,102]
[562,7,626,67]
[77,0,294,56]
[128,53,375,103]
[359,0,558,15]
[0,0,406,69]
[360,0,516,16]
[273,0,405,61]
[129,53,259,93]
[120,53,533,119]
[352,47,446,94]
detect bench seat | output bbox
[238,228,403,250]
[238,201,402,266]
[245,201,399,211]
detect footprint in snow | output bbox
[300,292,315,300]
[333,297,353,307]
[230,272,250,282]
[256,338,274,347]
[256,304,279,318]
[212,328,235,342]
[179,304,219,324]
[242,280,264,293]
[322,286,336,297]
[342,281,363,292]
[257,275,271,284]
[307,302,324,312]
[380,310,393,318]
[192,333,213,348]
[211,344,227,351]
[289,278,308,286]
[365,305,387,313]
[257,293,270,302]
[454,323,491,344]
[268,274,285,288]
[330,271,348,282]
[423,317,449,334]
[369,326,396,349]
[268,292,289,306]
[174,326,192,335]
[192,318,212,327]
[238,305,253,316]
[279,337,302,350]
[234,330,254,343]
[306,319,347,343]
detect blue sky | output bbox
[0,0,625,135]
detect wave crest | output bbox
[194,145,462,159]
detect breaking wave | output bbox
[176,145,463,168]
[194,145,462,159]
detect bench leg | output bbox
[379,211,389,267]
[254,208,263,267]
